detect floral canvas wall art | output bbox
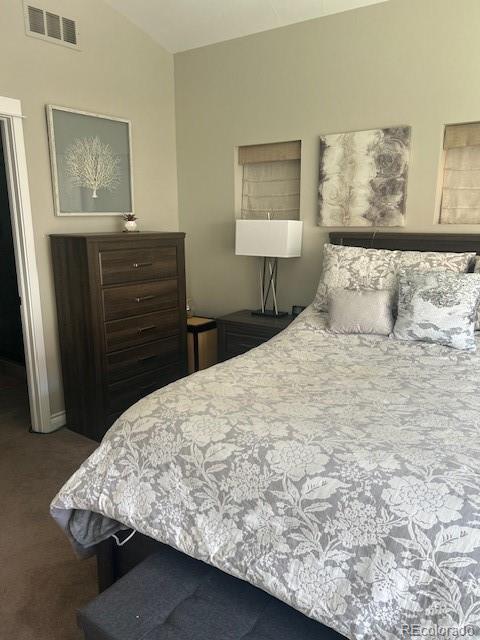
[318,126,411,227]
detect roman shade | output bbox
[444,123,480,149]
[238,141,301,164]
[441,123,480,224]
[239,141,301,220]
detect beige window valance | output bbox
[444,123,480,149]
[238,140,301,164]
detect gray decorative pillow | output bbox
[328,289,394,335]
[394,271,480,351]
[313,243,475,312]
[397,249,476,274]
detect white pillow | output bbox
[394,271,480,351]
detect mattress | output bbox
[51,306,480,640]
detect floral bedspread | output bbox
[51,307,480,640]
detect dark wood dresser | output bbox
[50,232,187,441]
[217,310,293,362]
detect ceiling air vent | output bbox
[24,3,79,49]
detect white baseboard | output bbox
[50,410,66,431]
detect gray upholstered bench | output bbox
[78,543,344,640]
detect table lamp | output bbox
[235,219,303,317]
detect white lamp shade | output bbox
[235,220,303,258]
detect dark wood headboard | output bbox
[329,232,480,256]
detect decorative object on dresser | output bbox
[122,213,138,232]
[187,316,217,373]
[235,218,303,317]
[47,105,133,216]
[50,232,187,441]
[217,309,293,362]
[318,126,411,227]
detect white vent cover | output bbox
[24,3,78,48]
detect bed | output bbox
[51,232,480,640]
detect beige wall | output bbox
[175,0,480,318]
[0,0,178,418]
[4,0,480,419]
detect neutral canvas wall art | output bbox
[47,105,133,216]
[318,126,411,227]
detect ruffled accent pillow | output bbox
[328,289,394,335]
[313,243,475,311]
[393,271,480,351]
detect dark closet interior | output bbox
[0,130,24,365]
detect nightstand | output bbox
[217,310,294,362]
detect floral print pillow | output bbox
[394,271,480,351]
[313,243,475,312]
[313,244,397,311]
[397,249,475,275]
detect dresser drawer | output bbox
[100,247,178,285]
[223,330,268,358]
[105,310,180,353]
[107,363,182,414]
[103,279,178,321]
[106,336,181,383]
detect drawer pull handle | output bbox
[138,355,158,364]
[137,325,156,334]
[134,295,156,303]
[132,262,153,268]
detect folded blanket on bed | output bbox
[51,306,480,640]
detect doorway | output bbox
[0,123,29,420]
[0,97,51,432]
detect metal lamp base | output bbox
[256,256,287,316]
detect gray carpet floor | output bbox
[0,377,98,639]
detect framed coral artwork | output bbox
[46,105,134,216]
[318,126,411,227]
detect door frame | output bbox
[0,96,51,432]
